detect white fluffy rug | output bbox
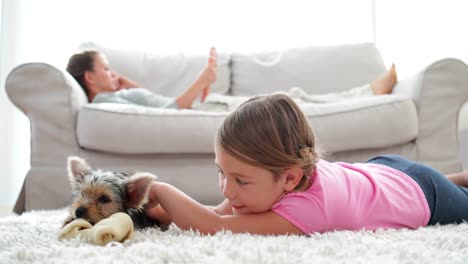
[1,209,468,264]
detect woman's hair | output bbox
[216,93,319,191]
[66,50,99,97]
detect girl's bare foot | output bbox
[371,64,397,95]
[446,170,468,187]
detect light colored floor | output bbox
[0,205,15,217]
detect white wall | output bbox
[375,0,468,132]
[376,0,468,75]
[0,0,30,206]
[13,0,375,65]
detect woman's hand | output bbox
[117,75,140,90]
[141,182,173,226]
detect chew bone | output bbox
[58,212,134,246]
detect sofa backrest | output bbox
[78,42,231,97]
[79,42,386,97]
[230,43,387,96]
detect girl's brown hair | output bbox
[216,93,319,191]
[66,50,99,98]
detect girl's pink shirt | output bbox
[272,159,430,234]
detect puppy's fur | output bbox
[64,156,166,230]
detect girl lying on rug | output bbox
[128,93,468,235]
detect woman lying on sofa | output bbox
[66,48,217,109]
[66,47,397,110]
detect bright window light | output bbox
[15,0,374,68]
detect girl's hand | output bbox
[126,173,159,209]
[143,183,161,209]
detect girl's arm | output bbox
[147,182,302,235]
[145,198,232,226]
[212,198,233,215]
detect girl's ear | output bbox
[282,168,304,192]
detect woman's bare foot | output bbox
[371,64,397,95]
[175,47,217,109]
[446,170,468,187]
[200,47,217,102]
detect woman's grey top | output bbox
[92,88,179,109]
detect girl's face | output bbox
[87,54,119,93]
[215,143,287,215]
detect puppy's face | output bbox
[66,156,156,225]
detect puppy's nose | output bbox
[75,207,87,218]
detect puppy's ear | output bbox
[67,156,92,183]
[126,172,158,209]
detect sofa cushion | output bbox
[306,95,418,153]
[230,43,387,96]
[77,95,417,154]
[78,42,231,97]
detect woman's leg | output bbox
[367,155,468,225]
[176,47,217,109]
[288,64,397,103]
[370,64,397,95]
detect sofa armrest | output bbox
[393,58,468,173]
[5,62,88,167]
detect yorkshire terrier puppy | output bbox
[64,156,167,230]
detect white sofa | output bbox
[6,42,468,214]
